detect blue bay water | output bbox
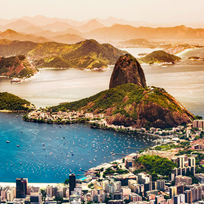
[0,112,154,183]
[0,47,204,183]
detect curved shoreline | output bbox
[23,117,169,139]
[0,110,27,113]
[0,110,13,113]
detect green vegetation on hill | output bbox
[50,83,194,128]
[51,83,146,112]
[0,92,31,111]
[0,39,37,56]
[103,166,129,177]
[154,141,190,151]
[139,50,181,64]
[133,155,177,181]
[0,39,125,69]
[0,55,36,78]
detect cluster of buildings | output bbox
[2,150,204,204]
[0,178,42,204]
[81,150,204,204]
[193,120,204,130]
[25,108,204,144]
[26,110,104,124]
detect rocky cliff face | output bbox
[109,54,146,89]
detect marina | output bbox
[0,112,155,183]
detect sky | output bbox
[0,0,204,24]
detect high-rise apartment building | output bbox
[16,178,28,198]
[69,174,76,197]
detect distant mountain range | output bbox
[77,19,105,32]
[0,25,204,47]
[0,29,50,43]
[4,19,34,31]
[0,39,126,69]
[0,16,204,42]
[88,24,204,40]
[41,21,74,32]
[0,29,84,44]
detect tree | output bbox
[164,195,169,199]
[64,178,69,185]
[105,197,111,204]
[195,115,203,119]
[55,196,63,204]
[82,190,88,195]
[41,189,46,201]
[186,171,199,184]
[124,199,130,203]
[88,183,94,188]
[95,172,100,177]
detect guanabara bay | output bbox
[0,5,204,204]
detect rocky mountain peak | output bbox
[109,54,146,89]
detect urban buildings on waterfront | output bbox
[69,174,76,197]
[16,178,28,198]
[0,120,203,204]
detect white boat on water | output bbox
[10,78,21,83]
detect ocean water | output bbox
[0,47,204,182]
[0,112,153,183]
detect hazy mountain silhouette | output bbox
[36,28,84,37]
[0,29,50,43]
[88,24,204,40]
[50,34,85,44]
[4,19,34,31]
[21,15,83,27]
[0,25,5,32]
[22,25,44,34]
[41,22,74,32]
[96,17,150,27]
[77,19,105,32]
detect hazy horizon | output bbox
[0,0,204,27]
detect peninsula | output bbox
[0,92,32,111]
[0,55,37,78]
[24,54,194,129]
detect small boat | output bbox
[17,145,20,147]
[6,141,10,143]
[11,78,21,83]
